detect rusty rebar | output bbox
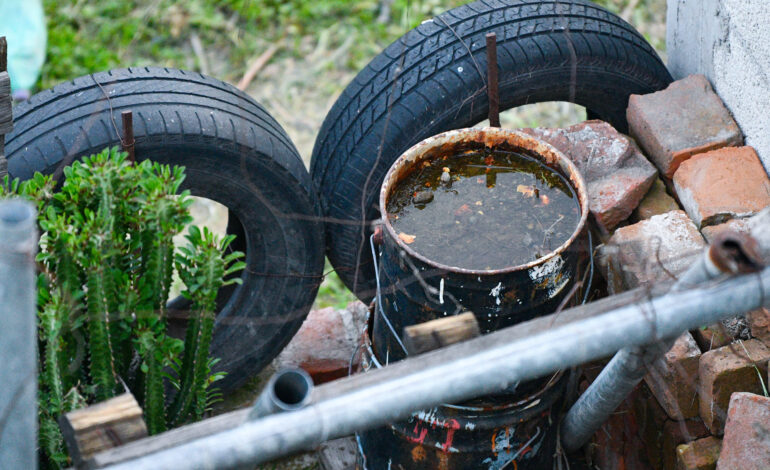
[485,33,500,127]
[121,110,135,163]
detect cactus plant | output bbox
[2,147,244,468]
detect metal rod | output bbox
[103,262,770,470]
[485,33,500,127]
[0,200,38,470]
[121,110,135,163]
[561,231,762,452]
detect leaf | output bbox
[398,232,416,244]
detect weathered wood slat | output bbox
[0,37,6,73]
[59,393,148,468]
[403,312,480,355]
[0,71,12,135]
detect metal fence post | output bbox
[0,199,38,469]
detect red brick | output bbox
[600,210,706,290]
[634,177,681,221]
[698,339,770,434]
[673,146,770,228]
[747,308,770,347]
[273,302,368,384]
[700,218,751,243]
[634,383,673,470]
[676,436,722,470]
[716,392,770,470]
[521,120,657,232]
[627,74,743,179]
[663,419,710,470]
[644,332,702,420]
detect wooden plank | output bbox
[403,312,480,355]
[317,437,358,470]
[0,37,6,73]
[59,393,148,468]
[0,72,11,135]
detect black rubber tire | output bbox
[311,0,672,300]
[6,67,325,392]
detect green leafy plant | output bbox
[2,148,244,468]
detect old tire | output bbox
[5,67,325,392]
[311,0,672,300]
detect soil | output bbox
[387,149,581,270]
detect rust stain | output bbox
[437,451,450,470]
[410,445,426,462]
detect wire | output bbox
[370,233,410,356]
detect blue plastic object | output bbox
[0,0,47,94]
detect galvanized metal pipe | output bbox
[103,263,770,470]
[560,231,762,452]
[248,368,313,420]
[0,200,37,469]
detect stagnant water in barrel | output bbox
[387,149,581,270]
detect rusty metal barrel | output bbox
[372,128,589,362]
[357,320,569,470]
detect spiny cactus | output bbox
[2,147,244,467]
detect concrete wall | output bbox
[667,0,770,172]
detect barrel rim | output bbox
[379,127,589,275]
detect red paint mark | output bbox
[405,424,428,445]
[441,419,461,452]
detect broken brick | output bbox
[663,419,710,470]
[673,146,770,228]
[644,332,702,420]
[599,210,706,290]
[698,339,770,434]
[676,436,721,470]
[716,392,770,470]
[634,177,681,221]
[627,74,743,179]
[273,301,368,384]
[521,120,656,232]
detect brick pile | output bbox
[583,74,770,469]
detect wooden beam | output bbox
[59,393,148,468]
[403,312,481,355]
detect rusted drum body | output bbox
[373,128,589,362]
[357,328,568,470]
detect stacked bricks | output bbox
[0,37,11,178]
[586,73,770,468]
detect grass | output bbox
[40,0,665,311]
